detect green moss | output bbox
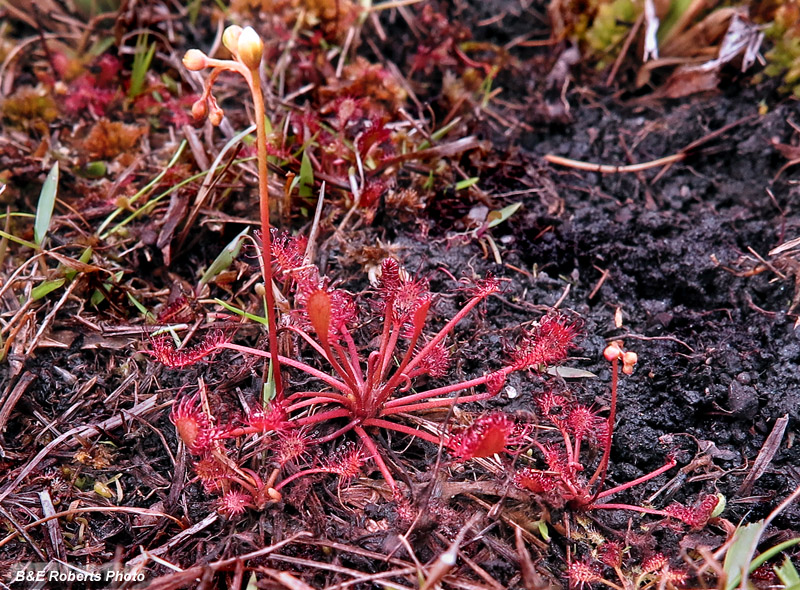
[1,86,59,131]
[584,0,640,68]
[762,5,800,96]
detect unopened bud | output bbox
[222,25,243,53]
[621,351,638,375]
[209,106,224,126]
[237,26,264,70]
[191,99,208,120]
[603,343,622,362]
[183,49,208,71]
[208,95,223,126]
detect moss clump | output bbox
[584,0,639,66]
[1,86,59,132]
[762,4,800,96]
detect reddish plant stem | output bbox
[382,293,489,394]
[354,425,396,489]
[293,408,352,427]
[594,458,677,500]
[379,389,498,416]
[285,394,355,413]
[588,357,618,489]
[318,336,359,394]
[274,467,332,491]
[362,418,443,445]
[284,325,328,361]
[285,390,336,402]
[247,64,283,399]
[333,341,363,388]
[341,327,364,383]
[383,367,509,410]
[315,419,359,443]
[378,325,401,383]
[216,343,350,393]
[372,303,428,410]
[372,307,394,390]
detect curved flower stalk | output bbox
[512,341,720,529]
[183,25,284,398]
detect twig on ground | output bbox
[0,395,159,504]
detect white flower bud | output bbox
[182,49,208,71]
[237,26,263,70]
[222,25,243,53]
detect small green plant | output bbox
[584,0,639,66]
[128,33,156,99]
[762,4,800,96]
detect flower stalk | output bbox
[183,26,283,398]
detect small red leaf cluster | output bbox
[153,243,583,510]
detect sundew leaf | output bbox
[34,162,59,247]
[199,227,249,287]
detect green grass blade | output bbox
[34,162,59,247]
[775,556,800,587]
[0,228,39,251]
[486,202,522,229]
[748,538,800,576]
[199,227,249,287]
[127,292,155,320]
[213,298,268,325]
[31,278,66,301]
[129,34,156,99]
[299,149,314,198]
[724,521,764,590]
[455,177,479,191]
[97,140,187,238]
